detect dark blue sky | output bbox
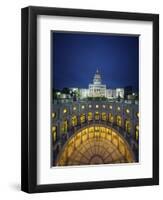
[52,32,139,91]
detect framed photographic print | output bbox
[21,6,159,193]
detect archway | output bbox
[56,124,135,166]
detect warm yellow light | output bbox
[80,114,85,123]
[52,126,56,132]
[52,112,55,118]
[72,116,77,126]
[63,109,67,113]
[52,126,57,142]
[96,105,99,108]
[126,109,130,114]
[136,125,139,141]
[88,112,93,121]
[73,107,76,111]
[137,112,139,118]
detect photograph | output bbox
[51,31,139,167]
[21,6,159,193]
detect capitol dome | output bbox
[93,69,102,85]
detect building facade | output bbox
[51,100,139,166]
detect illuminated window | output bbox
[125,120,131,133]
[126,109,130,114]
[63,109,67,114]
[95,112,100,120]
[109,105,112,109]
[89,104,92,108]
[116,115,122,127]
[72,116,77,126]
[52,112,56,118]
[73,107,77,111]
[102,112,107,121]
[135,125,139,141]
[117,107,120,111]
[88,112,93,121]
[95,126,100,131]
[80,114,85,124]
[52,126,57,142]
[102,105,106,108]
[96,105,99,108]
[137,112,139,118]
[109,113,114,123]
[61,120,68,133]
[81,105,85,109]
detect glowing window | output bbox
[135,125,139,141]
[117,107,120,111]
[80,114,86,123]
[72,116,77,126]
[52,126,57,142]
[137,112,139,118]
[125,120,131,133]
[96,105,99,108]
[73,107,76,111]
[63,109,67,114]
[102,112,107,121]
[109,105,112,109]
[89,105,92,108]
[102,105,106,108]
[126,109,130,114]
[81,105,85,109]
[61,120,68,133]
[109,113,114,123]
[52,112,56,118]
[95,112,100,120]
[116,116,122,127]
[88,112,93,121]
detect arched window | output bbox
[102,112,107,121]
[135,125,139,141]
[88,112,93,121]
[63,109,67,114]
[125,120,131,133]
[72,116,77,126]
[52,126,57,142]
[95,112,100,120]
[80,114,86,124]
[52,112,56,119]
[108,113,114,123]
[116,115,122,127]
[61,120,68,133]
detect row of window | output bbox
[52,109,139,119]
[52,114,139,143]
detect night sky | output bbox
[52,32,139,91]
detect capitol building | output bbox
[70,69,124,99]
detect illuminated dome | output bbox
[56,125,135,166]
[93,69,102,85]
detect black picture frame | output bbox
[21,6,159,193]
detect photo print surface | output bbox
[51,31,139,167]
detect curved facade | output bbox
[51,100,139,166]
